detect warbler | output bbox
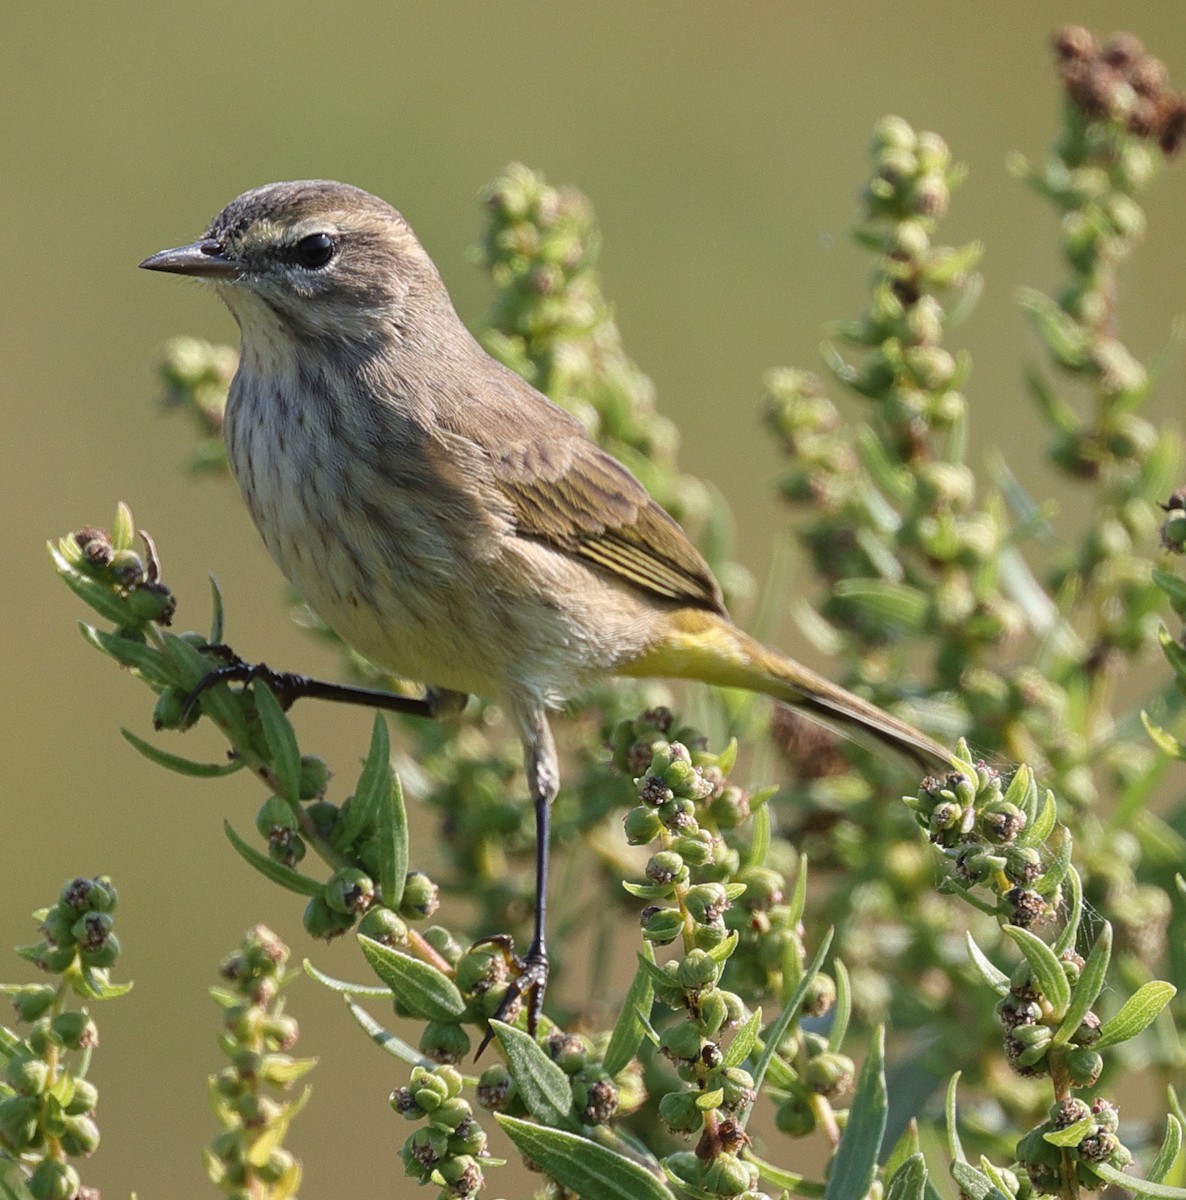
[141,180,953,1033]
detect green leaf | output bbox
[357,935,466,1021]
[965,933,1010,997]
[1091,1161,1186,1197]
[80,624,173,687]
[339,713,391,850]
[1159,625,1186,681]
[945,1071,966,1164]
[1154,569,1186,620]
[747,802,771,869]
[1002,926,1070,1017]
[208,575,225,644]
[111,501,135,551]
[53,546,137,626]
[375,766,409,912]
[1052,867,1083,958]
[950,1159,1011,1199]
[223,821,322,896]
[746,927,833,1118]
[1043,1116,1094,1146]
[1032,827,1072,898]
[832,579,929,634]
[161,632,252,745]
[1095,981,1177,1049]
[1022,787,1058,848]
[622,881,676,900]
[121,727,245,778]
[1148,1114,1184,1185]
[488,1021,578,1130]
[745,1151,824,1195]
[496,1114,675,1200]
[823,1026,886,1200]
[74,971,133,1001]
[827,959,851,1052]
[603,944,657,1077]
[786,853,808,925]
[343,996,439,1071]
[1143,712,1186,761]
[705,930,739,964]
[1017,288,1090,370]
[301,958,390,997]
[885,1153,928,1200]
[721,1007,762,1070]
[1054,922,1111,1045]
[253,683,301,802]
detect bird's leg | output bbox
[476,705,557,1056]
[180,645,465,723]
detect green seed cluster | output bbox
[206,925,313,1198]
[907,759,1058,929]
[1017,1095,1131,1193]
[613,709,778,1197]
[391,1065,489,1199]
[0,878,118,1200]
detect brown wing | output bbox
[490,435,725,613]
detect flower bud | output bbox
[399,871,440,920]
[419,1020,471,1065]
[324,868,375,916]
[677,949,721,992]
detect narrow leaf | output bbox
[496,1114,675,1200]
[162,632,253,745]
[1052,866,1083,958]
[885,1154,928,1200]
[965,933,1010,997]
[745,1150,825,1195]
[121,727,244,778]
[1003,926,1070,1017]
[603,944,657,1077]
[946,1071,966,1164]
[1091,1161,1186,1197]
[376,768,409,912]
[746,927,833,1119]
[253,683,301,803]
[721,1007,762,1070]
[301,958,390,997]
[357,935,466,1021]
[81,625,173,687]
[223,821,322,896]
[489,1021,578,1130]
[1148,1114,1184,1185]
[208,575,225,644]
[828,959,852,1052]
[340,713,391,850]
[1095,981,1178,1049]
[1054,922,1111,1045]
[343,996,438,1069]
[951,1160,1011,1200]
[823,1025,886,1200]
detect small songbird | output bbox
[140,180,953,1033]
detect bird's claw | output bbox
[473,935,549,1058]
[180,647,307,722]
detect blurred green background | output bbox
[4,3,1186,1194]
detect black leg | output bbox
[179,647,461,723]
[476,706,557,1057]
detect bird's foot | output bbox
[179,647,313,722]
[176,644,440,725]
[473,934,548,1058]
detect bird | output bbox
[140,179,953,1037]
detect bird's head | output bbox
[140,180,447,347]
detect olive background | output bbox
[3,4,1186,1195]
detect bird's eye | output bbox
[293,232,336,269]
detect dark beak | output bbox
[138,238,238,279]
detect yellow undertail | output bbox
[617,609,956,771]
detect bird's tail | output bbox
[620,610,956,772]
